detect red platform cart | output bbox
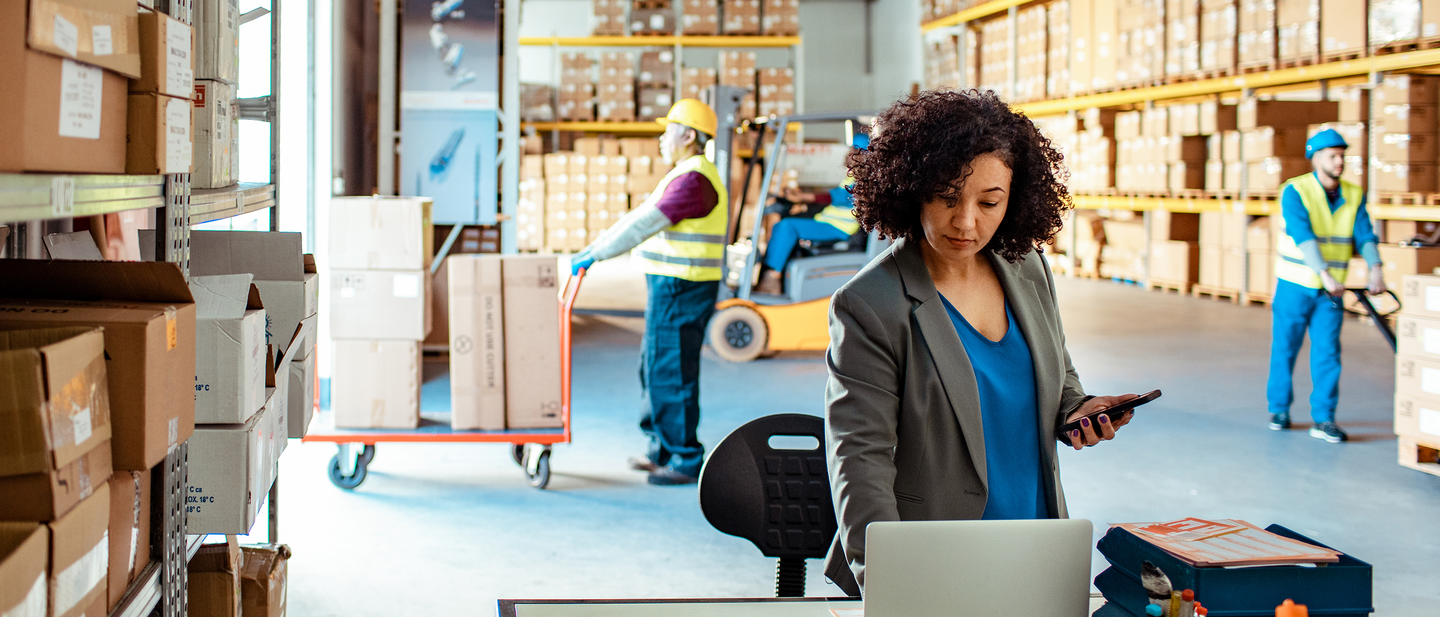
[303,270,585,490]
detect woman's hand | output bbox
[1063,394,1138,451]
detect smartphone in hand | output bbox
[1056,390,1161,442]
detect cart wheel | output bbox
[328,454,368,490]
[360,444,376,465]
[511,444,526,467]
[708,305,768,363]
[525,449,552,489]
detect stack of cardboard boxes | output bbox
[328,197,435,429]
[637,51,676,121]
[1245,216,1277,296]
[1165,0,1201,78]
[128,9,195,176]
[540,138,667,253]
[1015,5,1048,103]
[926,36,962,91]
[1235,0,1268,71]
[1393,274,1440,477]
[560,53,596,122]
[683,0,721,34]
[1115,0,1163,88]
[1099,214,1147,280]
[0,259,200,615]
[1238,99,1339,190]
[631,0,676,34]
[1198,211,1250,291]
[1320,0,1367,58]
[519,156,548,252]
[1071,108,1118,192]
[978,16,1013,100]
[757,68,796,118]
[681,67,720,100]
[1371,75,1439,193]
[598,52,638,121]
[720,51,759,120]
[593,0,627,35]
[1047,0,1071,98]
[723,0,763,34]
[763,0,800,35]
[194,0,241,188]
[1150,211,1204,288]
[1278,0,1320,63]
[447,255,565,431]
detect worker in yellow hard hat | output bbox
[570,98,728,485]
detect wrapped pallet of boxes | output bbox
[0,523,48,617]
[0,327,114,522]
[329,197,435,429]
[0,261,197,471]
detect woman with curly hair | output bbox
[822,90,1139,596]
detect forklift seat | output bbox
[793,229,868,259]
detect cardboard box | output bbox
[1376,132,1438,163]
[0,3,129,174]
[330,269,431,341]
[287,350,315,438]
[1249,250,1276,294]
[1249,157,1312,190]
[1199,211,1250,248]
[1398,313,1440,360]
[1148,211,1200,242]
[26,0,141,77]
[1321,0,1367,54]
[132,9,193,98]
[1375,103,1439,133]
[188,395,276,534]
[126,92,192,174]
[1247,217,1275,252]
[1168,161,1205,190]
[328,197,435,271]
[1402,273,1440,319]
[449,255,507,431]
[1237,99,1339,129]
[0,261,196,470]
[1376,74,1440,105]
[189,539,241,616]
[1205,160,1225,190]
[106,470,150,611]
[1151,241,1201,283]
[48,484,110,617]
[192,79,234,188]
[190,274,267,424]
[176,231,319,352]
[0,523,47,617]
[1396,391,1440,443]
[503,257,563,429]
[1374,162,1439,192]
[1243,127,1310,160]
[332,339,421,429]
[194,0,239,83]
[240,544,290,617]
[1387,220,1440,243]
[1380,245,1440,290]
[630,8,675,34]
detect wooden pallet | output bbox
[1171,189,1209,199]
[1278,56,1321,69]
[1375,37,1440,55]
[1378,191,1430,205]
[1192,284,1241,303]
[1150,278,1192,294]
[1399,436,1440,478]
[1321,50,1365,63]
[1245,291,1273,305]
[1237,61,1276,74]
[1168,68,1233,83]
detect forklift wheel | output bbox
[708,305,769,362]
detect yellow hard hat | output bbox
[657,98,717,137]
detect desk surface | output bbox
[499,595,1110,616]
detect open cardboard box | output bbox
[190,273,267,425]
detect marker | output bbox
[1179,589,1195,617]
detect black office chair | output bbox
[697,414,837,598]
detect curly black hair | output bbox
[847,89,1071,263]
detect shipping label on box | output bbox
[330,269,429,341]
[187,402,271,535]
[195,0,239,83]
[27,0,141,77]
[502,256,563,429]
[1396,392,1440,441]
[190,274,267,424]
[449,255,507,431]
[134,9,193,98]
[48,484,110,617]
[328,197,435,270]
[126,93,192,174]
[0,523,48,617]
[1398,313,1440,361]
[1403,274,1440,319]
[332,340,421,429]
[192,79,233,188]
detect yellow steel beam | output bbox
[1072,194,1280,216]
[1371,205,1440,221]
[523,122,665,133]
[921,0,1032,32]
[1019,48,1440,116]
[518,36,801,47]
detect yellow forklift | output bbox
[707,111,885,362]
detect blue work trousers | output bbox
[1267,279,1344,423]
[763,218,852,272]
[639,274,719,477]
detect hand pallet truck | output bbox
[302,270,585,490]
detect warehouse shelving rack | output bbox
[919,0,1440,302]
[0,0,287,615]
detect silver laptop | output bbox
[863,519,1094,617]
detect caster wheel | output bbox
[511,444,526,467]
[360,444,376,465]
[525,449,552,489]
[328,454,368,490]
[708,305,769,363]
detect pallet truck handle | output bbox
[560,269,585,442]
[1345,288,1398,354]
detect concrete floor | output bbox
[273,277,1439,616]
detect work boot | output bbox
[1269,412,1291,431]
[1309,422,1349,443]
[647,466,698,486]
[756,271,783,295]
[627,456,659,472]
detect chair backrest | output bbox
[698,414,837,560]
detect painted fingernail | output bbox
[1071,430,1081,439]
[1081,417,1091,428]
[1099,414,1111,424]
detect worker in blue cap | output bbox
[1267,128,1385,443]
[755,133,868,294]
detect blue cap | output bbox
[852,133,870,150]
[1305,128,1348,159]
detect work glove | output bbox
[571,253,595,276]
[1367,267,1386,296]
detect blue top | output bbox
[1281,173,1380,266]
[940,295,1048,520]
[827,186,854,209]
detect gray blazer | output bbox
[822,236,1089,597]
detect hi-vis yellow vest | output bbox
[633,154,730,282]
[815,181,861,236]
[1275,173,1364,290]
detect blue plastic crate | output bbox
[1095,524,1373,617]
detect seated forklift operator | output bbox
[755,134,869,294]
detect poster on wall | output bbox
[400,0,499,224]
